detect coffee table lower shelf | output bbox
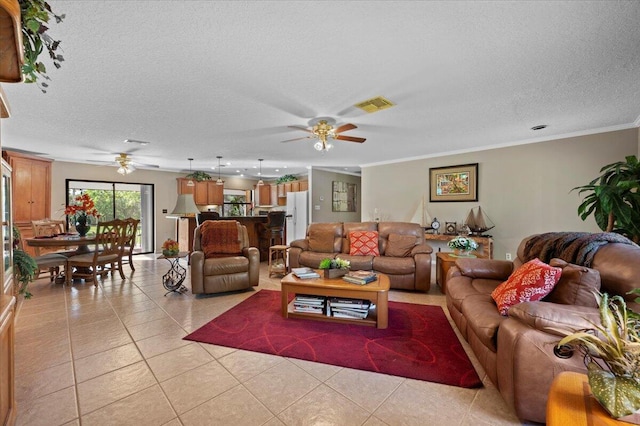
[286,301,379,327]
[280,271,390,329]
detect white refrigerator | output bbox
[286,190,309,245]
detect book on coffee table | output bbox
[292,267,321,279]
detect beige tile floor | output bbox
[13,256,535,426]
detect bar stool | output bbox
[268,245,289,278]
[258,211,286,258]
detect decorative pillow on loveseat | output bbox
[542,258,601,308]
[385,233,416,257]
[491,258,563,315]
[349,231,380,256]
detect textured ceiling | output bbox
[2,1,640,180]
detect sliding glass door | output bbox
[66,180,154,254]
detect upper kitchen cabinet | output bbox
[2,151,51,226]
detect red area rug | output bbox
[184,290,481,388]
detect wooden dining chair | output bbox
[121,218,140,271]
[29,219,71,281]
[65,219,127,286]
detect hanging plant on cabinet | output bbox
[20,0,65,92]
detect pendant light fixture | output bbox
[216,156,223,185]
[186,158,195,187]
[257,159,264,186]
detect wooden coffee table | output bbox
[281,271,390,329]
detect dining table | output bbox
[25,234,98,282]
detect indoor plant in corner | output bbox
[557,292,640,421]
[12,226,37,299]
[572,155,640,243]
[319,257,350,279]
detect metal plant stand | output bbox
[159,251,189,296]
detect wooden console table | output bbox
[424,233,493,258]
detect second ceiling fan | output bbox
[282,118,366,151]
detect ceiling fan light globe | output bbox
[216,178,223,186]
[326,143,333,150]
[186,179,195,187]
[314,141,323,151]
[257,179,264,186]
[117,166,127,175]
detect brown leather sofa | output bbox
[289,222,433,292]
[445,233,640,423]
[190,221,260,294]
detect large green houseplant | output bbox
[12,226,37,298]
[572,155,640,243]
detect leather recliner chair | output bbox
[190,220,259,294]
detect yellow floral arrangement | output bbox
[162,239,179,255]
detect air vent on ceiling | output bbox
[354,96,395,113]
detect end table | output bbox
[158,251,189,296]
[268,245,289,278]
[436,251,486,294]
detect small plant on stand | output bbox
[162,239,179,256]
[12,226,37,299]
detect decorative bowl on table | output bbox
[162,249,179,257]
[161,239,179,257]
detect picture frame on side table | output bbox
[429,163,478,202]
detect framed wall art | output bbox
[429,163,478,202]
[332,181,357,212]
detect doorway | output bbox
[65,180,154,254]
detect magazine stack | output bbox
[327,297,372,319]
[293,294,325,314]
[292,267,320,279]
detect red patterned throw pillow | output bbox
[349,231,380,256]
[491,258,562,315]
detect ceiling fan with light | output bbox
[282,118,366,151]
[114,153,159,175]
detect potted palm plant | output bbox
[557,292,640,421]
[572,155,640,243]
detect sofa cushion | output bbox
[372,256,415,275]
[385,233,416,257]
[309,228,336,252]
[461,293,506,353]
[543,258,601,307]
[349,231,380,256]
[491,258,562,315]
[299,251,336,268]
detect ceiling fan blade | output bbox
[334,123,357,134]
[281,136,312,143]
[288,125,313,133]
[131,161,160,168]
[335,135,366,143]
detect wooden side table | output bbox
[436,252,486,294]
[268,245,289,278]
[425,233,493,258]
[547,371,639,425]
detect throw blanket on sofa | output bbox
[523,232,636,267]
[200,221,242,258]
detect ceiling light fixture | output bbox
[116,153,135,175]
[186,158,195,187]
[257,159,264,185]
[216,156,223,186]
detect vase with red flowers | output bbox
[64,193,101,237]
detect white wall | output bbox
[310,168,361,223]
[362,128,638,260]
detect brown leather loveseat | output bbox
[445,232,640,423]
[289,222,433,292]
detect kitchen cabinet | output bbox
[255,184,271,206]
[177,178,223,205]
[206,182,223,205]
[299,180,308,191]
[3,151,52,255]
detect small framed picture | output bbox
[429,163,478,202]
